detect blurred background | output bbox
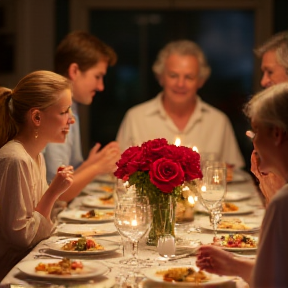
[1,0,287,171]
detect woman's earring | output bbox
[35,129,39,139]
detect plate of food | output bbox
[82,195,115,209]
[227,169,250,184]
[212,233,258,251]
[17,258,108,279]
[200,217,260,233]
[143,265,233,286]
[46,237,119,255]
[196,202,253,216]
[225,191,251,202]
[222,202,253,215]
[83,182,114,194]
[93,174,115,184]
[57,223,117,237]
[58,209,114,223]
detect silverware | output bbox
[167,251,197,261]
[34,254,63,260]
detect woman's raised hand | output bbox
[49,165,74,197]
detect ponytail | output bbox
[0,87,17,148]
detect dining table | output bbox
[1,170,265,288]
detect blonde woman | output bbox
[0,71,74,280]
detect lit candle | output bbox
[131,219,137,226]
[188,195,195,205]
[174,137,181,146]
[213,175,220,184]
[192,146,199,153]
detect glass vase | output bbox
[146,195,176,246]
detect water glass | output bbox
[198,166,227,236]
[114,202,152,265]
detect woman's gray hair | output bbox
[243,82,288,132]
[152,40,211,82]
[254,31,288,74]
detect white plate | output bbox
[83,182,114,193]
[17,259,108,279]
[94,174,115,184]
[57,223,117,237]
[222,206,253,216]
[46,238,119,255]
[200,218,260,233]
[223,246,257,252]
[82,196,115,209]
[225,192,251,202]
[227,170,250,184]
[233,253,256,259]
[143,265,233,286]
[58,209,114,223]
[213,235,258,252]
[195,203,253,216]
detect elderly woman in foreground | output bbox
[196,82,288,288]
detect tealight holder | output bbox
[157,234,176,258]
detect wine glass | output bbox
[114,179,137,204]
[198,166,227,236]
[114,201,152,266]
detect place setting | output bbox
[56,222,118,237]
[82,182,115,195]
[57,208,115,223]
[42,237,120,256]
[142,265,234,287]
[224,191,252,202]
[14,258,115,288]
[195,201,254,216]
[81,194,116,209]
[199,217,261,234]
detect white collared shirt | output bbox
[116,92,245,167]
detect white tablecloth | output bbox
[1,172,264,288]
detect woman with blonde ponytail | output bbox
[0,70,75,280]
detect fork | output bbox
[34,253,63,260]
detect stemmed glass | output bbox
[114,179,136,204]
[198,166,227,236]
[114,200,152,266]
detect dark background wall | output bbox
[55,0,288,172]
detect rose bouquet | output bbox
[114,138,202,201]
[114,138,202,244]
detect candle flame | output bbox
[192,146,199,153]
[188,195,195,205]
[175,137,181,146]
[213,175,220,184]
[131,219,137,226]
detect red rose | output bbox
[114,146,143,179]
[149,158,185,193]
[177,147,203,181]
[165,146,202,181]
[141,138,168,162]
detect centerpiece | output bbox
[114,138,202,245]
